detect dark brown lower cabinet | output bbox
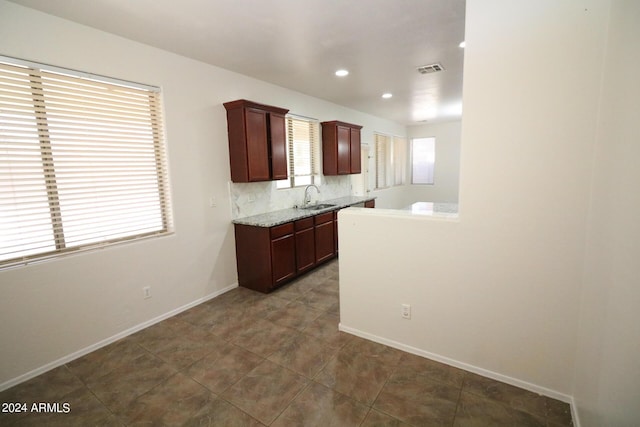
[234,222,295,293]
[234,210,339,293]
[235,200,373,292]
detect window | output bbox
[411,137,435,184]
[393,136,407,186]
[0,56,173,268]
[375,133,389,189]
[375,133,406,189]
[276,115,319,189]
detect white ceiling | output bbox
[9,0,466,125]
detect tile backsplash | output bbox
[230,175,351,218]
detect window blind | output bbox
[393,136,407,185]
[0,57,173,268]
[277,115,319,188]
[375,133,390,189]
[375,133,407,188]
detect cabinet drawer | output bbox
[270,222,294,239]
[314,211,334,225]
[295,217,314,231]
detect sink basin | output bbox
[300,203,336,210]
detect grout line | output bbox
[358,408,374,427]
[269,379,313,425]
[451,373,467,427]
[62,365,124,425]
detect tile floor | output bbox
[0,260,573,426]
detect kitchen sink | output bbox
[299,203,336,210]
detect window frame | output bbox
[410,136,436,185]
[0,56,173,269]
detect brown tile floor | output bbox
[0,260,573,426]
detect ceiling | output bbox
[9,0,466,126]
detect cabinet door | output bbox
[245,108,270,181]
[350,127,361,174]
[337,125,351,175]
[234,224,272,293]
[321,123,337,175]
[295,227,315,273]
[271,233,296,286]
[269,112,288,180]
[315,220,335,263]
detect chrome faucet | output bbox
[303,184,320,206]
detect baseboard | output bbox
[338,323,579,426]
[0,282,238,392]
[570,397,581,427]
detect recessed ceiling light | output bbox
[459,41,466,48]
[335,69,349,77]
[382,93,393,99]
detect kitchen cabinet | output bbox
[321,121,363,175]
[224,99,289,182]
[314,211,335,263]
[234,209,342,292]
[295,217,315,273]
[234,222,295,293]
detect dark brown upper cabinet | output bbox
[224,99,289,182]
[321,120,363,175]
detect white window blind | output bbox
[277,115,319,189]
[393,136,407,186]
[411,137,436,184]
[375,133,389,189]
[375,133,407,189]
[0,56,173,268]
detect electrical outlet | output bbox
[401,304,411,319]
[208,196,217,207]
[143,286,151,299]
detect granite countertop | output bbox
[402,202,459,218]
[232,195,376,227]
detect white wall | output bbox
[0,0,405,388]
[572,1,640,425]
[361,142,409,210]
[339,0,610,402]
[367,185,410,209]
[406,120,461,203]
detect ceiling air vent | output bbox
[417,63,444,74]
